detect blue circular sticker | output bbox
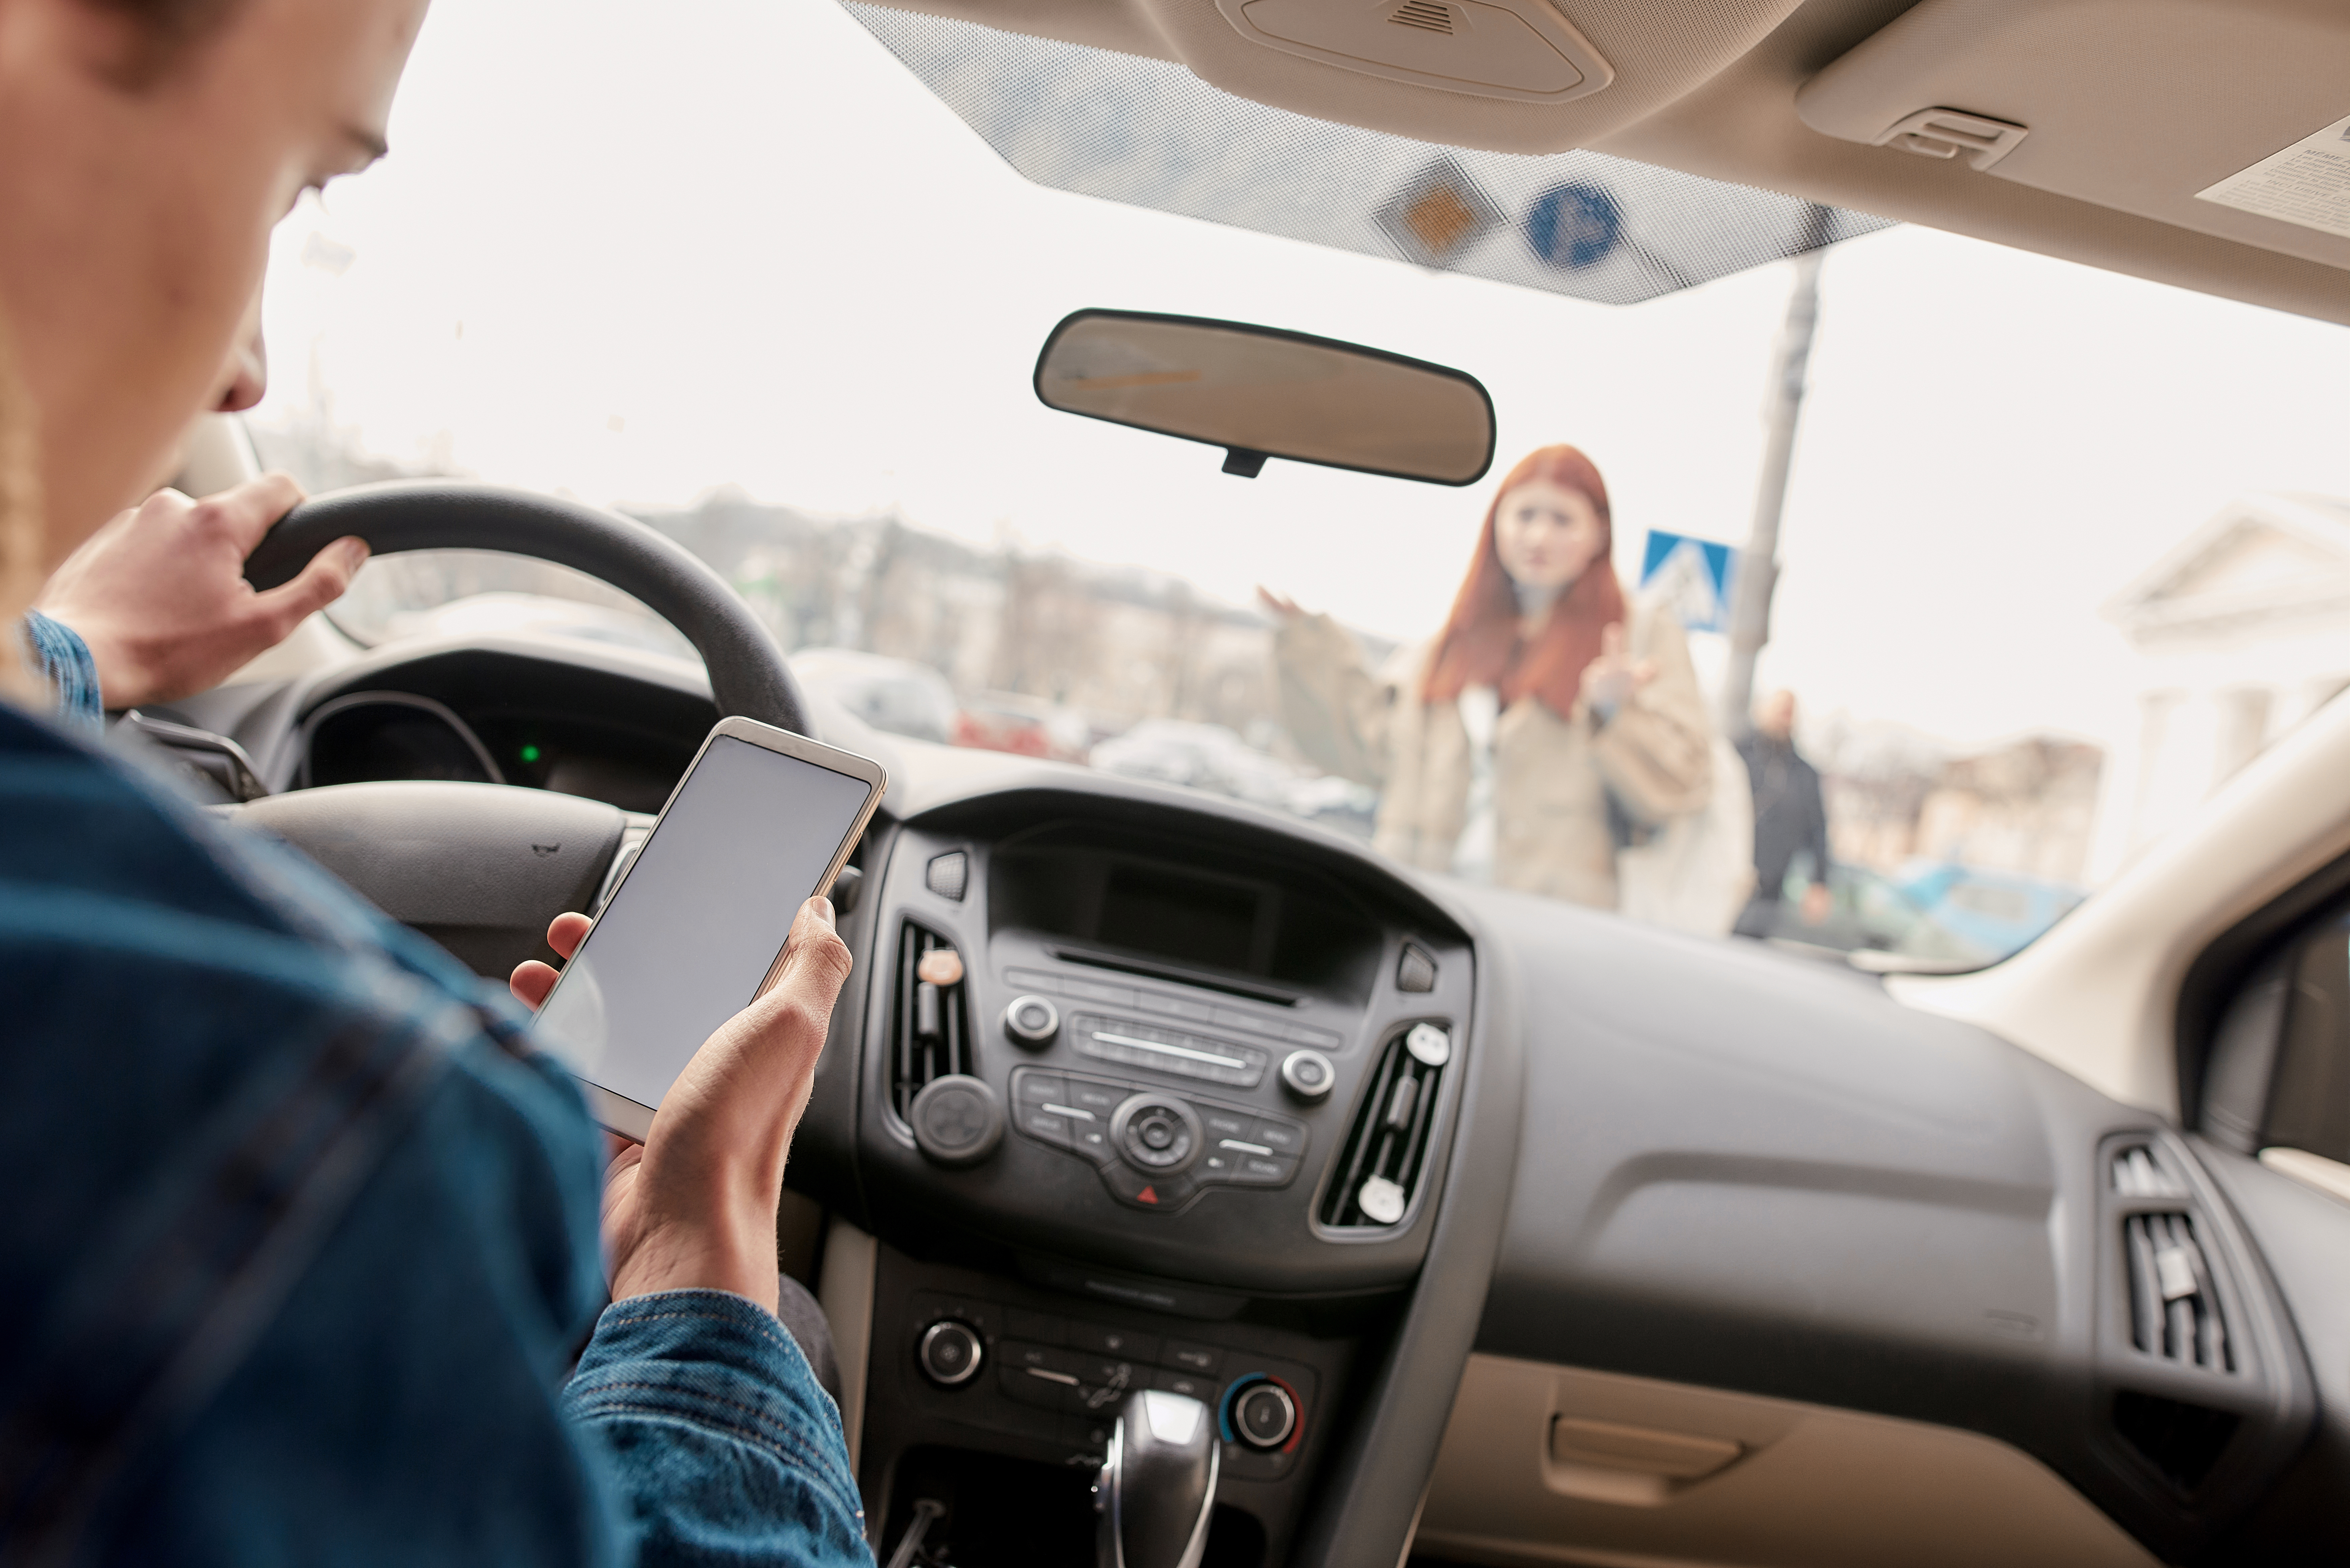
[1524,183,1623,271]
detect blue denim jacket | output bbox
[0,701,873,1567]
[18,611,102,733]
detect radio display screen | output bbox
[1097,864,1263,973]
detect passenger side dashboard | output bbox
[1461,898,2317,1565]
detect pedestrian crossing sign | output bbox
[1638,530,1736,634]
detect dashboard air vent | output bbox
[891,921,970,1123]
[1319,1022,1448,1229]
[1389,0,1455,34]
[2113,1146,2231,1373]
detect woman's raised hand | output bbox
[1579,622,1658,715]
[511,900,852,1317]
[1256,586,1309,623]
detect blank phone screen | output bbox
[534,735,874,1113]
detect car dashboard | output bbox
[156,626,2350,1567]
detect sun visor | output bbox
[838,2,1890,306]
[1796,0,2350,275]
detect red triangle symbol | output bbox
[1137,1185,1159,1205]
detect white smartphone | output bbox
[533,715,887,1141]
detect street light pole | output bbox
[1720,219,1831,740]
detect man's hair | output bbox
[83,0,247,87]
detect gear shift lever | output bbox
[1096,1389,1219,1568]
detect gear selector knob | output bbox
[1096,1389,1217,1568]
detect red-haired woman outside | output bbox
[1262,445,1722,913]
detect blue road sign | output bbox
[1524,182,1624,271]
[1638,530,1736,634]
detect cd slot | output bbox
[1070,1011,1268,1088]
[1003,966,1343,1051]
[1049,944,1301,1006]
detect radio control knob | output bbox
[918,1320,984,1387]
[1003,994,1060,1047]
[1230,1379,1298,1450]
[1279,1049,1335,1101]
[910,1073,1004,1167]
[1111,1094,1204,1174]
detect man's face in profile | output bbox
[0,0,428,558]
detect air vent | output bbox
[2090,1136,2315,1550]
[891,921,971,1122]
[1319,1023,1448,1229]
[1388,0,1454,35]
[2113,1146,2232,1373]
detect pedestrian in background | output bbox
[1735,688,1834,938]
[1260,444,1714,913]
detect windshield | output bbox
[248,0,2350,971]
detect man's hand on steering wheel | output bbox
[38,473,369,709]
[510,899,851,1317]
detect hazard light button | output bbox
[1103,1162,1197,1212]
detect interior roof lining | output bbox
[842,2,1893,306]
[846,0,2350,327]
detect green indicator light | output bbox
[520,745,542,764]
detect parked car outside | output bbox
[1282,772,1380,841]
[1088,718,1378,838]
[786,647,959,745]
[1897,861,2088,962]
[1757,859,2085,969]
[1089,718,1294,810]
[952,690,1089,761]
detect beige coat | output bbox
[1273,601,1713,908]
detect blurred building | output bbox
[248,406,448,493]
[1819,721,2103,884]
[630,491,1346,740]
[1909,738,2103,884]
[1813,720,1945,872]
[2090,493,2350,879]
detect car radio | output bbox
[1009,1063,1311,1210]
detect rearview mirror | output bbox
[1033,310,1495,485]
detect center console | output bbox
[840,791,1481,1565]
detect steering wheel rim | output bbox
[244,479,812,735]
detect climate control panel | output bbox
[1225,1376,1301,1452]
[916,1319,984,1387]
[1010,1066,1309,1212]
[897,1280,1319,1483]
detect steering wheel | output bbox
[229,480,814,978]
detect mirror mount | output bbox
[1034,309,1495,487]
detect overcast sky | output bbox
[253,0,2350,753]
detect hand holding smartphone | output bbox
[532,716,887,1141]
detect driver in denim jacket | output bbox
[0,1,872,1563]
